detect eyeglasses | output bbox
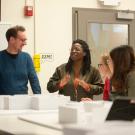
[16,37,27,43]
[98,64,103,67]
[107,59,112,64]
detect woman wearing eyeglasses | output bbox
[98,54,112,100]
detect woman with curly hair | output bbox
[47,39,103,101]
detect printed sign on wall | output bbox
[40,53,54,63]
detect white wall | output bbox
[1,0,135,94]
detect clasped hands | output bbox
[59,74,90,92]
[59,74,70,88]
[74,78,90,92]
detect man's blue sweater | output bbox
[0,50,41,95]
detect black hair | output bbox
[66,39,91,75]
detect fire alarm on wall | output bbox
[24,6,33,16]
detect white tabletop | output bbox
[0,101,112,135]
[0,115,63,135]
[1,100,127,135]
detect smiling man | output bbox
[0,25,41,95]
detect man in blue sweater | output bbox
[0,25,41,95]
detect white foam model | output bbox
[31,94,70,110]
[0,96,8,109]
[59,102,84,124]
[83,101,104,112]
[0,94,70,110]
[4,95,31,110]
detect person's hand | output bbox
[78,80,91,91]
[98,64,106,78]
[59,74,70,88]
[98,63,112,82]
[81,97,93,102]
[74,78,80,89]
[75,79,90,91]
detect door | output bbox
[72,8,135,67]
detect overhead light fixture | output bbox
[98,0,121,6]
